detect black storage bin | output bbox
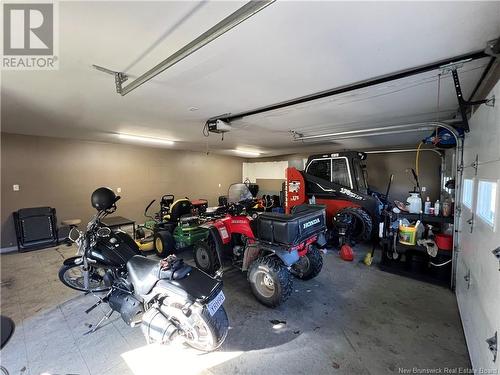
[257,205,326,246]
[428,255,452,281]
[406,251,427,273]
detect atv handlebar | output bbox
[227,199,258,216]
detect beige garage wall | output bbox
[365,151,442,203]
[1,133,243,248]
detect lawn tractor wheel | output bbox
[334,207,373,242]
[154,230,175,257]
[292,245,323,280]
[248,256,293,307]
[193,239,220,276]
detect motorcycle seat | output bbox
[127,255,161,295]
[127,255,193,295]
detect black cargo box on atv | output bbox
[256,205,326,246]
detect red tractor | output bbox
[193,183,327,307]
[285,151,381,246]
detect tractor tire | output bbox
[154,230,175,258]
[193,239,220,276]
[334,207,373,242]
[247,256,293,308]
[292,245,323,280]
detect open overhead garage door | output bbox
[456,77,500,370]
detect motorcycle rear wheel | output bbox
[58,263,110,292]
[161,301,228,352]
[186,306,229,351]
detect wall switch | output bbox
[117,187,122,193]
[218,183,221,188]
[13,184,19,191]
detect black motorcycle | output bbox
[58,187,228,352]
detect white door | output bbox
[456,79,500,370]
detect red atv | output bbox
[193,183,327,307]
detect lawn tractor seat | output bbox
[159,195,175,217]
[164,199,193,223]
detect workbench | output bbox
[379,210,454,287]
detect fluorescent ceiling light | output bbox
[117,133,174,146]
[233,149,261,157]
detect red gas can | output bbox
[340,244,354,261]
[435,233,453,251]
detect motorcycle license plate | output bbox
[207,291,225,316]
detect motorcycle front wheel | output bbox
[58,263,110,292]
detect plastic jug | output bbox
[424,197,431,214]
[406,192,422,214]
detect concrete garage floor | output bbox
[0,244,470,375]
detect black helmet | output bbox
[91,187,119,211]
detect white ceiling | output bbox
[2,1,499,157]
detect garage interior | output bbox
[1,1,499,375]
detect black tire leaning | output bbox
[292,245,323,280]
[247,256,293,307]
[334,207,373,242]
[154,230,175,257]
[193,239,220,276]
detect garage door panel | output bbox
[456,79,500,371]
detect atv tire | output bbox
[193,239,220,276]
[292,245,323,280]
[154,230,175,257]
[334,207,373,242]
[248,256,293,307]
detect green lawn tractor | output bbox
[135,195,210,257]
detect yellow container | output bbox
[399,225,417,245]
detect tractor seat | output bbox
[165,199,193,222]
[127,255,160,295]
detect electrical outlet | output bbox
[117,187,122,193]
[13,184,20,191]
[421,186,427,192]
